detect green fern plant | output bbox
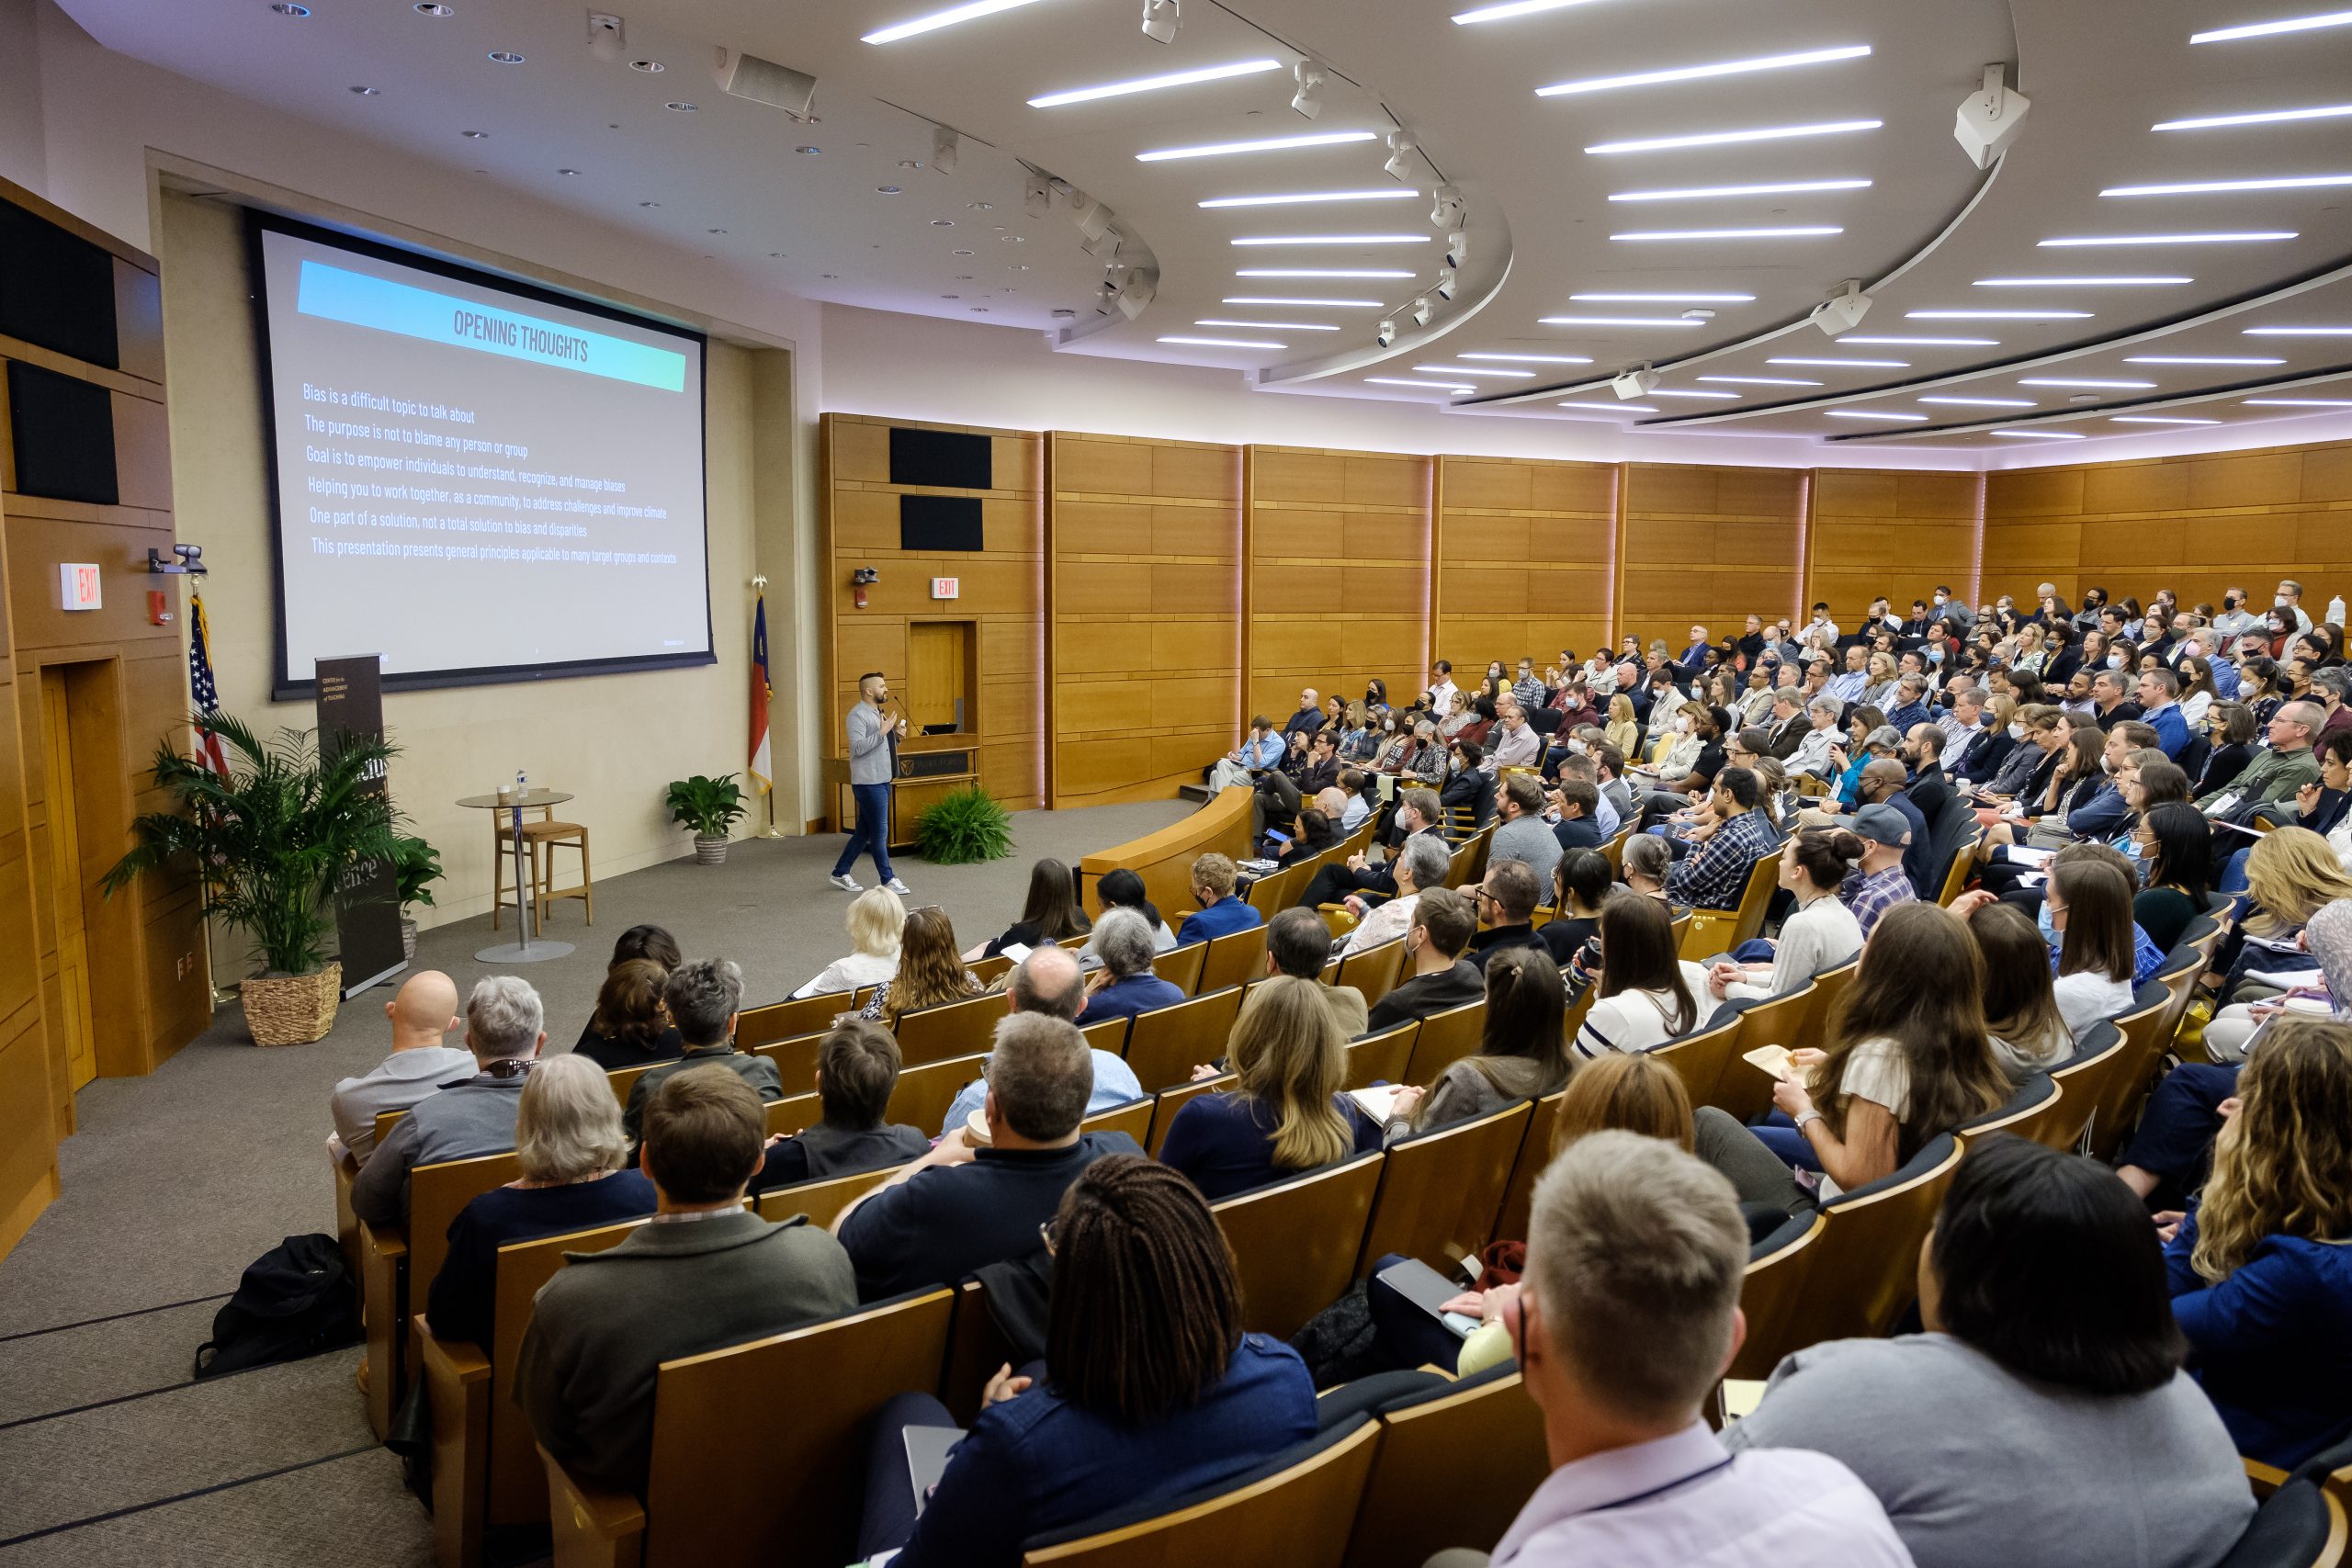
[915,785,1012,865]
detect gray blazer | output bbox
[846,701,894,786]
[515,1209,857,1494]
[349,1072,522,1227]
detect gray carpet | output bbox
[0,798,1191,1564]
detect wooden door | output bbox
[39,670,96,1092]
[905,621,967,733]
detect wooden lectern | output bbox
[820,733,980,851]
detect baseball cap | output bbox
[1852,803,1912,847]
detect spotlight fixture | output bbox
[1384,130,1418,181]
[1811,278,1872,336]
[1024,173,1052,217]
[1445,230,1467,268]
[1954,62,2031,169]
[630,59,665,73]
[488,50,525,63]
[1118,271,1159,320]
[1436,274,1457,300]
[1411,296,1432,327]
[1070,192,1114,241]
[1292,61,1326,118]
[932,124,959,173]
[1140,0,1180,43]
[1612,366,1661,399]
[1430,184,1464,227]
[1081,226,1121,260]
[585,10,620,59]
[351,85,382,95]
[1377,318,1397,347]
[415,2,454,14]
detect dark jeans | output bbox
[2120,1063,2241,1192]
[857,1390,959,1561]
[1365,1253,1473,1375]
[831,782,895,880]
[1750,1111,1826,1173]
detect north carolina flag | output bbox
[748,592,772,793]
[187,591,231,779]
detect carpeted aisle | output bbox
[0,798,1192,1565]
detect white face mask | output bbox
[2107,654,2124,669]
[1568,736,1588,755]
[2278,596,2292,608]
[2008,722,2027,739]
[1933,594,1948,607]
[1674,716,1693,735]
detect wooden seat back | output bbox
[486,1219,647,1525]
[1342,1022,1418,1090]
[753,1031,831,1093]
[408,1152,526,1326]
[1647,1010,1744,1112]
[1808,956,1860,1032]
[1199,924,1271,994]
[1340,1371,1550,1568]
[1124,986,1246,1093]
[606,1062,661,1108]
[1355,1101,1532,1273]
[1148,1074,1236,1156]
[941,1276,1018,1425]
[374,1106,407,1145]
[2087,985,2174,1160]
[894,989,1012,1066]
[753,1161,910,1229]
[887,1053,989,1140]
[1247,866,1296,917]
[1493,1089,1566,1243]
[1804,1135,1963,1347]
[1600,827,1633,874]
[1212,1156,1384,1339]
[1079,1096,1154,1145]
[1154,941,1209,994]
[1713,984,1817,1120]
[766,1091,822,1139]
[1956,1073,2072,1151]
[1459,826,1495,888]
[1334,939,1406,1007]
[1678,850,1781,959]
[2049,1020,2124,1150]
[968,953,1015,987]
[738,988,871,1049]
[1079,1012,1132,1055]
[1402,998,1487,1085]
[1727,1213,1827,1381]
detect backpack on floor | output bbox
[194,1233,363,1380]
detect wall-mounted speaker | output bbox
[0,199,119,369]
[6,360,119,506]
[899,494,983,552]
[888,426,992,491]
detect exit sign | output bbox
[60,563,102,611]
[930,577,960,600]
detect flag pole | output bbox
[752,574,788,838]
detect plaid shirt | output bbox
[1665,809,1776,911]
[1513,675,1548,712]
[1843,865,1917,937]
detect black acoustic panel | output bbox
[0,200,119,370]
[6,359,119,506]
[899,493,984,552]
[888,425,992,491]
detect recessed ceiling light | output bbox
[1237,268,1416,278]
[1839,334,1997,346]
[270,4,311,15]
[414,2,453,14]
[1770,355,1908,367]
[941,294,959,299]
[1224,295,1385,306]
[2154,103,2352,131]
[1464,352,1596,363]
[1920,396,2036,407]
[769,252,786,258]
[970,201,992,210]
[1452,0,1611,23]
[1416,365,1535,378]
[2126,355,2282,365]
[1606,178,1871,202]
[1611,227,1842,241]
[1159,334,1286,349]
[1538,44,1871,97]
[1231,234,1431,246]
[1826,410,1928,421]
[639,199,659,207]
[821,273,839,278]
[2244,324,2352,335]
[487,51,524,63]
[1537,314,1706,327]
[1994,430,2088,439]
[463,130,490,139]
[2103,174,2352,196]
[1906,310,2091,320]
[899,160,924,170]
[350,85,381,96]
[2191,8,2352,43]
[2020,378,2155,389]
[665,101,699,112]
[1139,130,1379,162]
[1586,120,1881,155]
[1699,375,1821,386]
[2040,231,2297,245]
[932,220,955,227]
[1570,291,1755,303]
[862,0,1050,42]
[877,186,902,195]
[1367,378,1474,390]
[557,167,581,175]
[1031,58,1281,109]
[1649,389,1740,400]
[629,59,664,73]
[2244,397,2352,406]
[795,145,820,154]
[1199,318,1340,331]
[707,227,726,234]
[1973,276,2189,287]
[1001,233,1023,241]
[1200,189,1419,209]
[1556,400,1656,412]
[953,248,974,255]
[2113,415,2222,424]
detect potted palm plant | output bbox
[390,836,445,964]
[104,714,402,1046]
[665,773,747,864]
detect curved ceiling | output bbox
[57,0,2352,457]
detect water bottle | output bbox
[516,767,527,798]
[2328,595,2345,627]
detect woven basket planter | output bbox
[694,834,729,866]
[243,963,343,1046]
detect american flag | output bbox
[188,592,230,779]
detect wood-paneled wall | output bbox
[1806,469,1984,628]
[1984,440,2352,616]
[1433,456,1617,679]
[1045,434,1240,808]
[1620,464,1807,646]
[821,414,1043,815]
[0,177,206,1261]
[1246,446,1431,721]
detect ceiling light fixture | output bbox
[1906,309,2090,319]
[1993,430,2088,439]
[1453,0,1610,21]
[1812,277,1872,335]
[487,50,524,63]
[1384,131,1419,180]
[863,0,1050,44]
[1699,375,1821,386]
[1973,276,2189,286]
[1649,389,1740,400]
[1464,352,1595,363]
[1919,395,2035,407]
[797,145,820,154]
[1140,0,1180,42]
[1159,334,1284,349]
[2019,377,2155,388]
[630,59,664,73]
[1539,315,1706,327]
[1954,62,2030,168]
[464,130,490,138]
[2113,415,2222,424]
[2243,324,2352,335]
[1140,130,1380,162]
[1558,400,1657,412]
[2243,397,2352,406]
[1612,367,1661,398]
[665,101,699,111]
[1770,355,1908,367]
[351,85,381,95]
[1411,297,1433,327]
[2103,174,2352,196]
[1292,60,1325,118]
[1839,334,1996,345]
[932,125,959,173]
[1199,188,1416,208]
[1571,291,1755,303]
[1238,268,1416,277]
[2126,355,2282,365]
[1538,44,1870,97]
[1030,58,1279,108]
[1198,318,1339,331]
[414,2,453,14]
[1230,233,1431,245]
[1611,226,1843,240]
[1415,365,1534,378]
[1224,295,1384,306]
[557,167,581,176]
[2191,8,2352,42]
[2039,231,2297,245]
[2155,103,2352,130]
[1367,378,1475,391]
[1607,177,1871,202]
[1587,119,1881,155]
[1431,185,1464,226]
[1826,410,1928,421]
[270,3,311,15]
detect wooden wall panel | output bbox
[1246,446,1430,721]
[1620,463,1805,649]
[1433,455,1615,680]
[1805,469,1983,628]
[820,413,1044,818]
[1046,433,1240,807]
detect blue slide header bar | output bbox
[294,258,688,391]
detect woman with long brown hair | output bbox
[1157,976,1380,1201]
[863,906,982,1029]
[571,957,682,1070]
[1573,893,1707,1058]
[2049,858,2140,1040]
[970,857,1091,960]
[1967,901,2073,1076]
[1384,947,1572,1137]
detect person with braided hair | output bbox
[856,1156,1317,1568]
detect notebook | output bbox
[1743,1043,1794,1079]
[1375,1258,1479,1338]
[904,1426,965,1515]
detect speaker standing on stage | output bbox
[831,671,912,896]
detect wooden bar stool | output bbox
[530,822,594,929]
[489,804,552,931]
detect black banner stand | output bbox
[315,654,411,996]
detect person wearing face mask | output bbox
[1953,693,2018,785]
[2273,579,2314,637]
[2211,588,2259,640]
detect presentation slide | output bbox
[252,218,712,693]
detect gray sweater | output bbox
[349,1072,524,1227]
[845,700,894,785]
[1724,1334,2252,1568]
[1488,815,1562,896]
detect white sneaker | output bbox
[829,873,862,892]
[885,877,913,895]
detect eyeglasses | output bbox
[1037,1218,1057,1255]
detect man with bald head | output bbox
[329,969,471,1168]
[934,945,1143,1135]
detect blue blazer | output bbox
[1176,897,1262,947]
[2167,1206,2352,1468]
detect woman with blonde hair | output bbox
[2162,1017,2352,1467]
[1156,976,1380,1201]
[1861,651,1900,712]
[1604,693,1642,760]
[862,906,982,1029]
[794,885,905,998]
[2208,826,2352,1000]
[2011,621,2050,678]
[426,1053,656,1346]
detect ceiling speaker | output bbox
[711,48,817,118]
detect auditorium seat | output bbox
[1647,1009,1747,1113]
[1355,1100,1531,1275]
[1492,1089,1566,1245]
[885,1053,989,1138]
[1339,1366,1550,1568]
[894,989,1012,1066]
[2087,982,2177,1161]
[1212,1155,1383,1339]
[1955,1071,2071,1151]
[360,1151,524,1439]
[1124,986,1246,1093]
[1402,999,1485,1086]
[1199,925,1271,994]
[1333,939,1406,1008]
[1717,985,1819,1120]
[1342,1021,1417,1091]
[1728,1210,1829,1382]
[2049,1019,2126,1151]
[754,1162,912,1229]
[1147,1072,1236,1156]
[1153,941,1209,995]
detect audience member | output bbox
[1967,903,2075,1077]
[975,858,1091,959]
[1386,948,1571,1137]
[1708,829,1865,1010]
[752,1021,930,1191]
[2047,859,2139,1041]
[1545,778,1605,851]
[1074,867,1180,968]
[1573,894,1708,1058]
[1159,976,1381,1200]
[1363,886,1484,1033]
[426,1053,657,1348]
[1538,848,1613,966]
[1175,852,1263,945]
[1844,804,1918,936]
[863,906,983,1028]
[1336,832,1451,957]
[1238,907,1370,1037]
[571,959,683,1072]
[1303,788,1443,915]
[352,976,547,1226]
[1664,767,1776,911]
[516,1068,856,1494]
[793,886,904,998]
[2132,802,2214,952]
[1466,859,1546,970]
[1078,908,1189,1026]
[1489,773,1562,892]
[623,960,781,1146]
[571,925,683,1061]
[1618,833,1677,905]
[328,968,470,1167]
[939,947,1144,1133]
